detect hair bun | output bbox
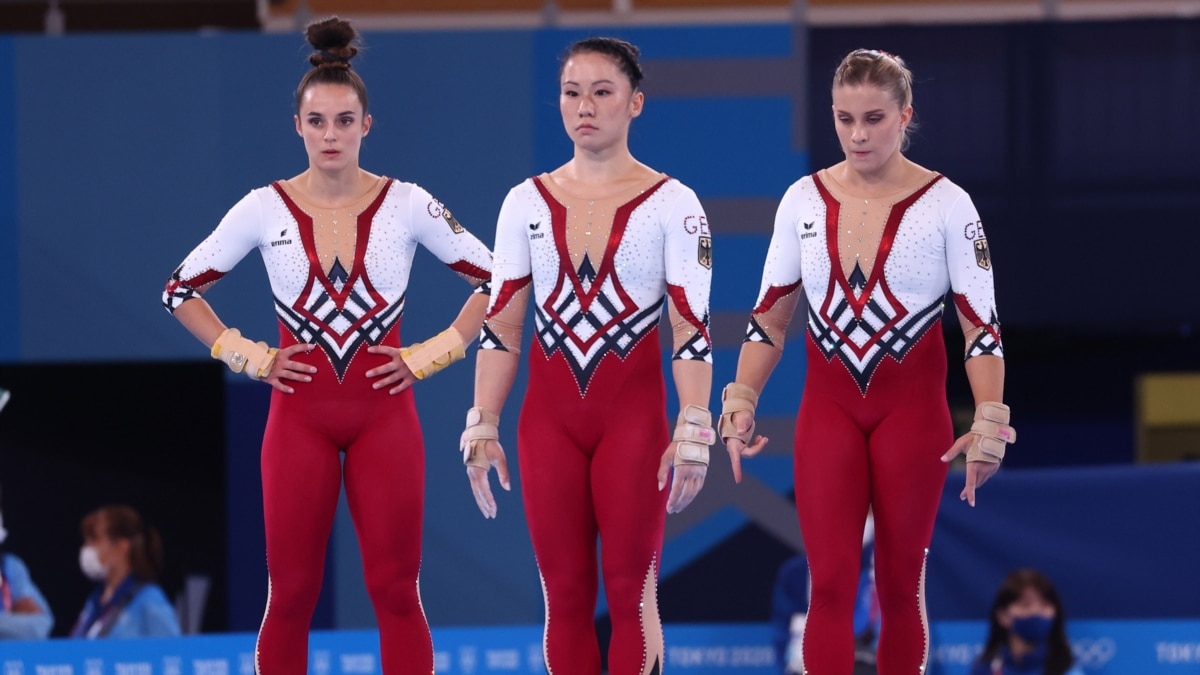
[305,16,360,69]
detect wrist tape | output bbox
[460,407,499,469]
[400,327,465,380]
[718,383,759,444]
[211,328,277,381]
[673,405,716,467]
[966,401,1016,464]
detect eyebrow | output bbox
[562,79,617,87]
[834,108,887,116]
[306,111,358,117]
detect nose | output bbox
[578,95,595,117]
[851,124,867,143]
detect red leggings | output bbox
[254,325,430,674]
[518,337,670,675]
[795,329,952,675]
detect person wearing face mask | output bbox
[68,505,180,639]
[0,487,54,640]
[970,568,1084,675]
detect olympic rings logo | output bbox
[1072,637,1117,667]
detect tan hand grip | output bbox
[718,383,758,445]
[400,327,466,380]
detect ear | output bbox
[294,114,302,137]
[900,104,914,128]
[362,113,373,137]
[629,91,645,119]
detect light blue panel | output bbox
[0,37,15,361]
[6,620,1194,673]
[929,619,1200,675]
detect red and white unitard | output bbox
[163,177,491,675]
[483,173,712,675]
[748,169,1002,675]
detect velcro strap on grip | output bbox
[461,407,499,469]
[966,402,1015,463]
[674,442,710,467]
[400,327,466,380]
[718,382,759,444]
[673,405,715,444]
[211,328,277,380]
[673,405,714,467]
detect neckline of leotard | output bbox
[816,167,938,204]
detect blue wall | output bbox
[3,18,1199,634]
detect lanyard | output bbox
[72,576,140,638]
[0,555,10,612]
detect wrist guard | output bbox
[460,407,499,470]
[673,405,716,467]
[966,401,1016,464]
[400,327,465,380]
[211,328,277,381]
[718,383,759,444]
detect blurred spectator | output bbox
[970,568,1084,675]
[0,485,54,640]
[68,505,180,638]
[772,513,879,674]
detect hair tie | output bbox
[319,49,349,63]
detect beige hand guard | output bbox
[400,327,465,380]
[966,402,1016,464]
[460,407,499,470]
[718,383,759,445]
[211,328,277,381]
[673,405,716,467]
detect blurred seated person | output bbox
[772,512,879,674]
[68,505,181,638]
[0,489,53,640]
[970,568,1084,675]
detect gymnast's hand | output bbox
[364,345,418,394]
[724,410,769,484]
[941,432,1002,507]
[465,438,510,519]
[658,442,707,514]
[263,343,317,394]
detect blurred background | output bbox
[0,0,1197,672]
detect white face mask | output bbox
[79,545,109,581]
[0,510,8,545]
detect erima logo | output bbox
[529,222,544,240]
[801,221,818,240]
[271,227,293,247]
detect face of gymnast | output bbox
[831,82,912,178]
[295,82,372,175]
[559,50,644,155]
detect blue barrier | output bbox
[1,620,1196,673]
[929,620,1200,675]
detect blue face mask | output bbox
[1011,615,1054,644]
